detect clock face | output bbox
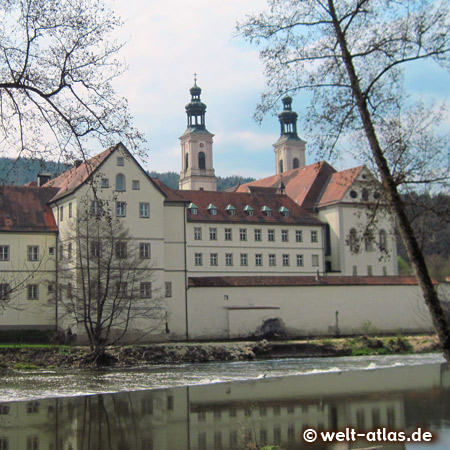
[199,142,204,148]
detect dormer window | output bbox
[244,205,254,216]
[261,205,272,217]
[188,202,198,215]
[206,203,218,216]
[279,206,290,217]
[225,204,236,216]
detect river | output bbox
[0,353,449,449]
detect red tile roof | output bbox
[317,165,365,207]
[188,276,420,288]
[0,186,59,232]
[151,178,189,203]
[237,161,336,211]
[43,145,116,201]
[176,190,323,226]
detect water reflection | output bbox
[1,362,449,449]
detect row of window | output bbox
[60,200,151,220]
[348,229,388,253]
[0,281,173,300]
[60,241,152,260]
[194,227,318,243]
[0,245,51,262]
[194,252,320,268]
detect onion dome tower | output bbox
[273,96,306,174]
[179,76,217,191]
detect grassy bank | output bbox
[0,334,441,370]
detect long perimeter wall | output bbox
[186,281,434,340]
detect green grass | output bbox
[13,363,41,370]
[0,344,70,350]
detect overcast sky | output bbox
[109,0,450,179]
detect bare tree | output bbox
[237,0,450,361]
[57,200,163,363]
[0,0,144,163]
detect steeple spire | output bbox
[278,96,300,138]
[185,75,208,131]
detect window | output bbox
[194,227,202,240]
[240,228,247,241]
[367,265,373,276]
[364,232,374,252]
[59,205,64,221]
[282,254,290,266]
[269,254,276,266]
[27,402,39,413]
[225,253,233,266]
[67,242,72,260]
[69,202,73,218]
[101,178,109,188]
[91,241,100,258]
[115,242,127,259]
[210,253,218,266]
[140,282,152,298]
[312,254,319,267]
[261,206,272,217]
[225,228,232,241]
[49,247,55,255]
[268,229,275,242]
[311,230,318,243]
[116,201,126,217]
[0,284,10,300]
[0,404,10,415]
[28,284,38,300]
[226,204,236,216]
[254,229,261,241]
[362,188,369,201]
[132,180,140,190]
[0,437,8,450]
[209,227,217,240]
[240,253,248,266]
[116,173,125,191]
[353,265,358,276]
[379,229,387,251]
[349,228,359,252]
[59,245,64,260]
[139,243,150,259]
[47,284,54,294]
[195,253,203,266]
[165,282,172,298]
[279,207,290,217]
[188,203,198,214]
[207,204,218,215]
[91,200,101,215]
[244,205,254,216]
[26,436,39,450]
[0,246,9,261]
[198,151,206,170]
[282,229,289,242]
[293,157,300,169]
[116,282,128,296]
[28,246,39,261]
[139,202,150,218]
[296,230,303,242]
[117,156,124,166]
[296,254,304,267]
[255,254,263,266]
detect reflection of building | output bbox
[0,363,448,449]
[0,81,435,341]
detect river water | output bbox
[1,353,449,449]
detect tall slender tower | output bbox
[179,78,217,191]
[273,96,306,174]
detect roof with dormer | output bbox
[175,189,323,226]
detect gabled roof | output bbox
[0,186,58,232]
[317,165,365,207]
[175,190,323,226]
[151,178,189,203]
[44,145,116,201]
[236,161,336,211]
[44,143,168,202]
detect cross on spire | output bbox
[193,72,197,85]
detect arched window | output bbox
[348,228,359,253]
[279,159,284,173]
[293,158,299,169]
[364,231,374,252]
[198,151,206,170]
[362,188,369,201]
[379,229,387,251]
[185,153,189,170]
[115,173,125,191]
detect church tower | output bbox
[273,96,306,174]
[179,78,217,191]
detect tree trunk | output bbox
[328,0,450,363]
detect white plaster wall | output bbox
[186,284,433,339]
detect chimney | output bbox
[74,160,83,168]
[37,173,51,187]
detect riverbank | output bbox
[0,334,441,370]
